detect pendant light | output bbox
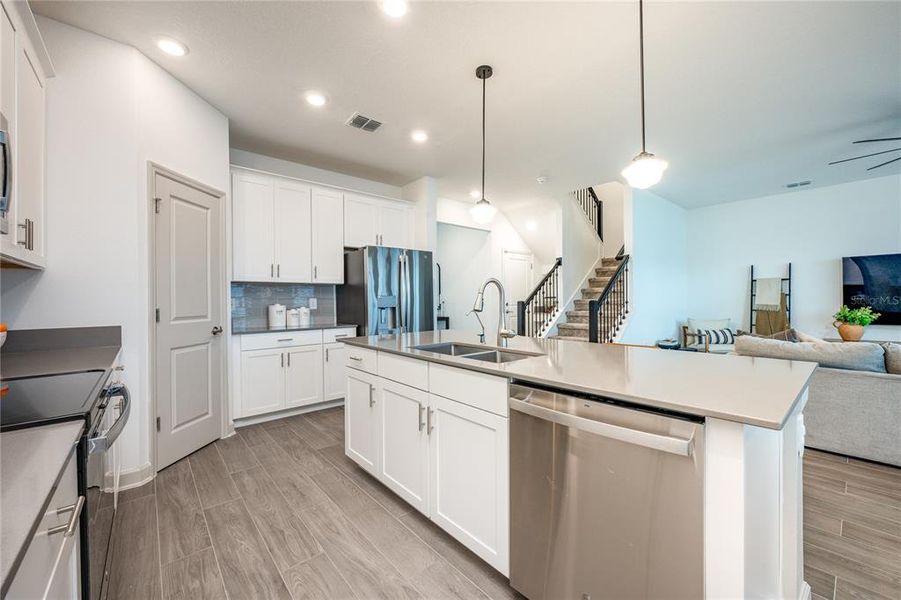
[470,65,498,224]
[621,0,668,189]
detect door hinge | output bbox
[154,197,161,214]
[155,308,160,323]
[156,417,161,432]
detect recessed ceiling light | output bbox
[411,130,428,143]
[469,190,481,199]
[380,0,408,18]
[305,92,327,107]
[157,38,188,57]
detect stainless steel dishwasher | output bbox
[509,383,704,600]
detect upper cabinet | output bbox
[0,1,52,269]
[232,168,345,284]
[344,192,413,249]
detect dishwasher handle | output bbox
[509,396,694,457]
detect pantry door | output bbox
[153,168,225,470]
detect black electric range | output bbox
[1,369,130,600]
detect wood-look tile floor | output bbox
[105,408,901,600]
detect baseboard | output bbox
[106,461,154,491]
[798,581,811,600]
[233,399,344,428]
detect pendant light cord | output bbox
[639,0,646,153]
[481,75,486,200]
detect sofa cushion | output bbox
[883,342,901,375]
[734,336,887,373]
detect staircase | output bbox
[553,257,622,340]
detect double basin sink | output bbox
[412,342,540,364]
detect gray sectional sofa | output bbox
[735,336,901,467]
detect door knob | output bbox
[211,326,223,336]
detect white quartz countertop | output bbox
[1,421,84,590]
[343,330,817,430]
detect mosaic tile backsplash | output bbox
[231,283,337,330]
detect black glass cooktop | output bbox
[0,370,107,431]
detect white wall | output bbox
[595,181,626,257]
[619,188,689,345]
[0,18,230,477]
[436,198,535,336]
[560,195,602,319]
[230,148,402,199]
[684,175,901,341]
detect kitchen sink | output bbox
[412,342,540,363]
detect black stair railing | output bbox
[573,187,604,241]
[588,253,630,343]
[516,257,563,337]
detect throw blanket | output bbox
[756,293,789,335]
[754,277,782,312]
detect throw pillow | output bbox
[697,328,735,345]
[734,336,887,373]
[882,342,901,375]
[796,330,825,343]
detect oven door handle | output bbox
[88,383,131,455]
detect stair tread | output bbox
[558,322,589,330]
[550,335,590,342]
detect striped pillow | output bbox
[697,328,735,345]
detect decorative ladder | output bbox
[573,187,604,241]
[588,249,630,343]
[516,257,563,337]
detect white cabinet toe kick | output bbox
[342,346,808,598]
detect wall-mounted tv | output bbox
[842,253,901,325]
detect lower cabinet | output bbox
[241,349,286,416]
[345,357,510,576]
[7,449,81,599]
[285,345,323,408]
[345,367,380,477]
[323,342,347,401]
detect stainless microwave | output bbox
[0,111,10,235]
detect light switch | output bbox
[309,298,318,310]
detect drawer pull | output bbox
[48,496,85,537]
[334,334,350,339]
[277,338,293,342]
[349,356,363,362]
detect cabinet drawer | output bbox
[240,330,323,350]
[345,346,377,374]
[428,363,508,417]
[324,327,357,343]
[378,352,428,391]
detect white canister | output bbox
[286,308,301,328]
[268,304,287,329]
[298,306,311,327]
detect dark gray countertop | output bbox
[232,323,357,335]
[344,329,817,430]
[1,326,122,380]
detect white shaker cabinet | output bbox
[379,380,430,515]
[323,342,347,401]
[0,0,51,269]
[344,192,414,249]
[274,178,313,282]
[232,171,277,281]
[428,393,509,574]
[285,345,323,408]
[310,186,343,283]
[240,348,286,417]
[345,366,380,478]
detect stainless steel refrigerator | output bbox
[337,246,435,335]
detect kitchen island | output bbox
[341,329,817,600]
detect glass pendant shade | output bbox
[470,198,497,224]
[621,152,668,189]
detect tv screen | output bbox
[842,253,901,325]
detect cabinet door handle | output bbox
[27,219,33,250]
[368,384,375,407]
[427,407,434,434]
[348,355,363,362]
[325,348,329,362]
[48,496,85,537]
[418,402,425,432]
[314,265,318,279]
[270,264,275,278]
[281,353,285,368]
[277,264,281,277]
[16,221,26,246]
[287,352,291,367]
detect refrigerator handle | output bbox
[404,252,412,331]
[398,253,406,333]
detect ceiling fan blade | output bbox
[829,147,901,165]
[867,155,901,171]
[853,137,901,144]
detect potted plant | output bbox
[832,305,880,342]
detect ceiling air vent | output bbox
[345,112,382,132]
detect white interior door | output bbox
[274,179,312,282]
[285,345,323,408]
[154,172,223,470]
[502,251,532,332]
